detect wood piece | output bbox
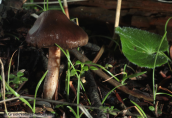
[70,0,172,13]
[69,6,128,24]
[131,16,149,28]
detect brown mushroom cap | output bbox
[26,10,88,49]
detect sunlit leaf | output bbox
[115,27,169,68]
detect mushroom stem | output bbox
[43,46,61,99]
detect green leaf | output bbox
[89,66,98,70]
[113,108,120,111]
[83,66,89,71]
[149,106,155,111]
[9,74,16,79]
[70,69,77,76]
[75,60,82,65]
[17,72,24,77]
[110,106,114,110]
[84,61,93,64]
[20,77,28,82]
[115,27,169,68]
[13,77,19,84]
[51,111,56,114]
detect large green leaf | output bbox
[115,27,169,68]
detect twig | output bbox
[92,45,104,63]
[155,101,159,117]
[158,86,172,94]
[70,49,154,101]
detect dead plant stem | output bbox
[0,58,8,115]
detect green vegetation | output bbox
[116,17,172,104]
[9,72,28,88]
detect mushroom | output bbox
[26,10,88,99]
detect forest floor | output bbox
[0,0,172,117]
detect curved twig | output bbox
[92,45,105,63]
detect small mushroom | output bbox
[26,10,88,99]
